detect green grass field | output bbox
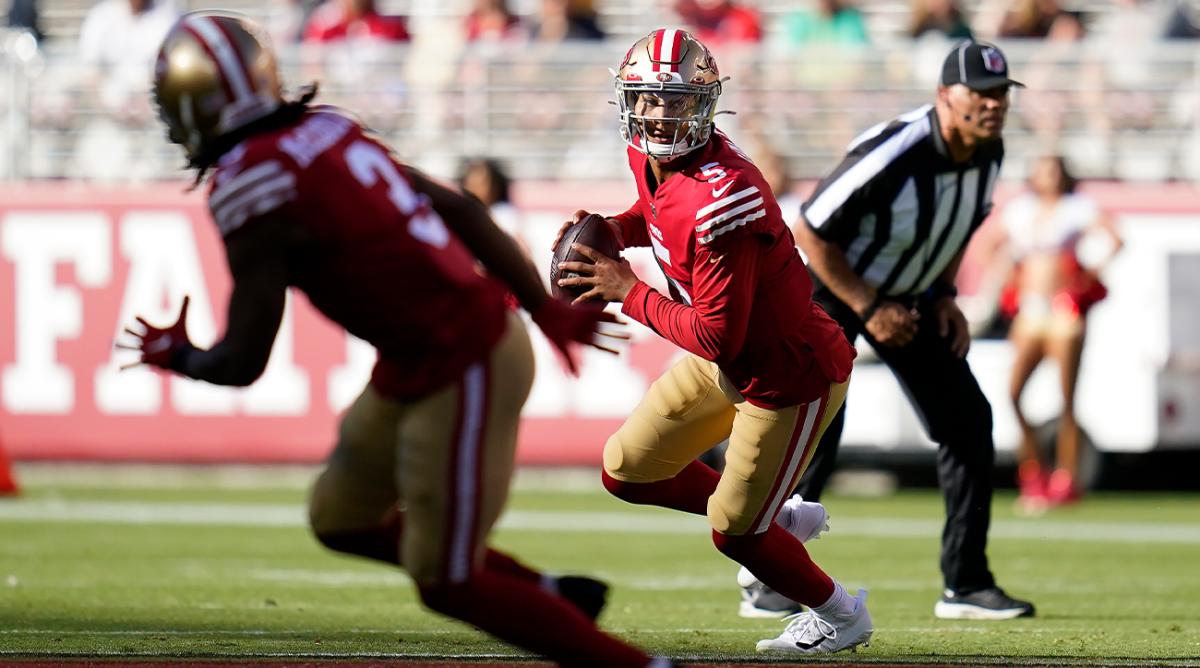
[1,465,1198,666]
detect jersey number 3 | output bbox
[345,140,450,248]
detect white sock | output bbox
[645,658,674,668]
[811,580,854,618]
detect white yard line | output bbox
[0,499,1198,544]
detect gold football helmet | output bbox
[614,29,723,161]
[153,12,283,164]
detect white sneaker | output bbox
[756,589,873,655]
[737,495,829,591]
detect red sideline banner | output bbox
[2,181,1198,464]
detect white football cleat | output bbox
[737,495,830,591]
[756,589,873,655]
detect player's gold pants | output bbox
[309,311,534,585]
[604,354,847,535]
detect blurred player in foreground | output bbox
[554,28,872,655]
[122,12,673,668]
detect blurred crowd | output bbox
[3,0,1200,182]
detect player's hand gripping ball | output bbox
[550,213,622,306]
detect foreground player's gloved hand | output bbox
[530,298,626,375]
[117,296,196,372]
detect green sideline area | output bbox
[1,465,1198,666]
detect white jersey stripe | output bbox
[753,397,821,534]
[211,160,286,210]
[695,197,764,233]
[447,363,485,584]
[806,115,932,228]
[846,104,932,153]
[190,16,254,102]
[695,186,759,219]
[214,174,297,235]
[697,209,766,245]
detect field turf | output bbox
[0,465,1197,666]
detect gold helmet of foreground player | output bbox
[615,28,722,161]
[153,12,283,165]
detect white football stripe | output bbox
[447,363,485,584]
[211,160,286,209]
[189,16,254,102]
[214,175,297,235]
[662,29,678,66]
[697,209,766,245]
[695,197,764,233]
[695,185,759,219]
[753,397,821,534]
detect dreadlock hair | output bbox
[189,84,319,188]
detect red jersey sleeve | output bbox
[610,201,651,248]
[622,233,758,364]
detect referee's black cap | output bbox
[940,41,1024,90]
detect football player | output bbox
[554,29,873,655]
[122,12,674,668]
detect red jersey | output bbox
[208,106,507,400]
[616,130,854,408]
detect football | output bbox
[550,213,622,305]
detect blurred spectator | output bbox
[465,0,525,42]
[6,0,42,42]
[784,0,869,46]
[460,157,519,235]
[530,0,604,42]
[997,0,1081,39]
[908,0,974,40]
[674,0,763,44]
[303,0,409,42]
[79,0,177,86]
[74,0,178,180]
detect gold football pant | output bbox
[308,311,534,585]
[603,354,847,535]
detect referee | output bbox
[762,41,1035,620]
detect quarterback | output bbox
[555,29,873,654]
[122,12,674,668]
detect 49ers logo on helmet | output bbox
[657,72,673,82]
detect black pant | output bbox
[795,287,997,593]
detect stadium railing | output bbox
[1,33,1198,182]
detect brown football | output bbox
[550,213,621,305]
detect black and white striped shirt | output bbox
[801,105,1002,298]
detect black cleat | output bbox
[935,586,1035,620]
[557,575,609,621]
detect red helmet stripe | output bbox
[186,16,255,103]
[212,18,259,96]
[651,29,665,72]
[181,23,236,102]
